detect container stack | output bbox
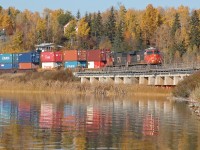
[0,53,19,69]
[87,49,110,69]
[18,51,40,69]
[40,51,63,69]
[63,50,87,69]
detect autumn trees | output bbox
[0,4,199,63]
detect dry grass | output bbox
[0,70,171,96]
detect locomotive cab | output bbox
[144,47,162,65]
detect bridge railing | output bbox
[74,62,200,77]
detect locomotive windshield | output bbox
[146,51,153,55]
[146,50,160,55]
[154,50,160,54]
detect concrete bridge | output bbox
[74,63,200,86]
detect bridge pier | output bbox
[124,77,133,84]
[115,77,123,84]
[139,76,148,85]
[90,77,98,84]
[81,77,90,84]
[99,77,107,83]
[173,76,181,85]
[106,77,114,83]
[155,76,164,86]
[148,76,156,85]
[164,76,173,85]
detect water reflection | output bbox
[0,94,199,149]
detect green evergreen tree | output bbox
[189,10,200,48]
[0,6,2,13]
[171,13,181,37]
[58,11,74,26]
[76,10,81,21]
[85,12,92,37]
[96,11,103,37]
[113,21,124,52]
[105,6,116,43]
[90,13,96,37]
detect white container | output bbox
[42,62,58,69]
[87,61,94,68]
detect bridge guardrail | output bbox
[75,68,199,77]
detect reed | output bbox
[0,71,170,96]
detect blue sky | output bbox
[1,0,199,15]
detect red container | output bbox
[94,61,105,68]
[53,111,63,129]
[63,50,86,61]
[54,51,63,62]
[87,49,107,61]
[39,103,53,129]
[19,63,38,69]
[40,52,56,62]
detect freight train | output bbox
[0,47,162,72]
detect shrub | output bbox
[172,71,200,98]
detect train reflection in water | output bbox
[0,96,198,149]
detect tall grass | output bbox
[0,70,170,96]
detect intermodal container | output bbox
[0,54,13,64]
[13,54,19,63]
[94,61,105,68]
[87,49,107,61]
[54,51,63,62]
[34,52,41,63]
[0,100,11,121]
[40,52,55,62]
[18,52,32,63]
[18,101,31,125]
[19,63,38,69]
[64,61,87,68]
[18,51,40,63]
[42,62,58,69]
[39,103,53,129]
[0,63,13,69]
[63,50,87,61]
[87,61,94,68]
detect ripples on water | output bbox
[0,94,199,150]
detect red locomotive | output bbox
[144,47,162,65]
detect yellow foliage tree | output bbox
[141,4,162,47]
[76,18,90,38]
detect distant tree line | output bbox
[0,4,200,63]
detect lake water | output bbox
[0,93,199,150]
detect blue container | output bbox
[0,63,13,69]
[79,61,87,68]
[18,51,40,63]
[34,52,40,63]
[0,54,13,63]
[18,52,33,63]
[0,100,11,121]
[12,54,19,68]
[64,61,86,68]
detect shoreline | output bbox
[172,96,200,119]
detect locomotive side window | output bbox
[146,51,153,55]
[154,50,160,54]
